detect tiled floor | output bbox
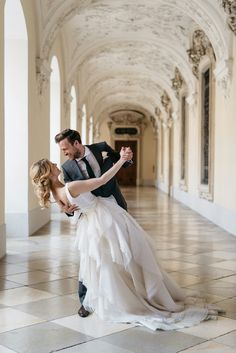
[0,187,236,353]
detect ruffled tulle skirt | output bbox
[75,197,221,330]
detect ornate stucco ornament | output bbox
[222,0,236,35]
[36,57,52,97]
[161,91,171,113]
[171,68,184,98]
[64,88,73,119]
[187,30,213,78]
[110,111,145,127]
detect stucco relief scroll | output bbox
[222,0,236,35]
[36,57,52,97]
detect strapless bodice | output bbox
[65,184,98,213]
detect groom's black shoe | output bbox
[78,305,90,317]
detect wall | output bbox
[170,36,236,235]
[0,0,6,258]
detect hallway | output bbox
[0,187,236,353]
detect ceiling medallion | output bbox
[171,68,184,98]
[222,0,236,35]
[187,30,213,78]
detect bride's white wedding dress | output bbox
[65,185,220,330]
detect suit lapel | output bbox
[69,160,85,180]
[87,144,103,168]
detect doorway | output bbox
[115,140,137,186]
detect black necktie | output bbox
[81,157,96,178]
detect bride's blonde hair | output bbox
[30,159,52,208]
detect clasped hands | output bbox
[120,146,133,162]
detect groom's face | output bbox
[59,138,82,160]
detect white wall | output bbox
[0,0,6,258]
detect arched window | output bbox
[4,0,28,236]
[199,60,215,201]
[50,56,60,165]
[70,85,77,130]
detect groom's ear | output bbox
[74,140,81,147]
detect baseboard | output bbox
[172,187,236,236]
[28,206,50,235]
[141,179,155,186]
[5,207,50,237]
[0,223,6,258]
[156,180,169,194]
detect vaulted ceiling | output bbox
[35,0,233,122]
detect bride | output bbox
[30,148,221,331]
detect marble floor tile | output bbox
[160,260,198,272]
[0,263,28,276]
[0,322,92,353]
[0,345,17,353]
[54,313,134,338]
[0,279,22,291]
[178,340,236,352]
[14,295,79,320]
[0,287,55,306]
[5,270,65,285]
[216,298,236,320]
[209,260,236,271]
[217,275,236,284]
[187,280,236,298]
[0,308,44,333]
[181,266,236,280]
[214,329,236,348]
[170,272,202,287]
[102,327,205,353]
[30,278,78,295]
[43,264,79,277]
[58,340,134,353]
[203,251,236,260]
[178,317,236,339]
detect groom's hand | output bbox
[58,200,80,214]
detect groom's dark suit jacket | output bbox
[61,141,128,210]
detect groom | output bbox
[55,128,133,317]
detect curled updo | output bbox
[30,159,52,208]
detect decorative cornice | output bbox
[171,67,184,98]
[36,57,52,96]
[221,0,236,35]
[187,30,213,79]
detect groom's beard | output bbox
[73,149,81,159]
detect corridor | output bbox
[0,187,236,353]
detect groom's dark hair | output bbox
[55,129,82,145]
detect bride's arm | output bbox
[67,148,129,197]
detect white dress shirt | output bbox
[76,146,101,179]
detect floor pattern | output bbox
[0,187,236,353]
